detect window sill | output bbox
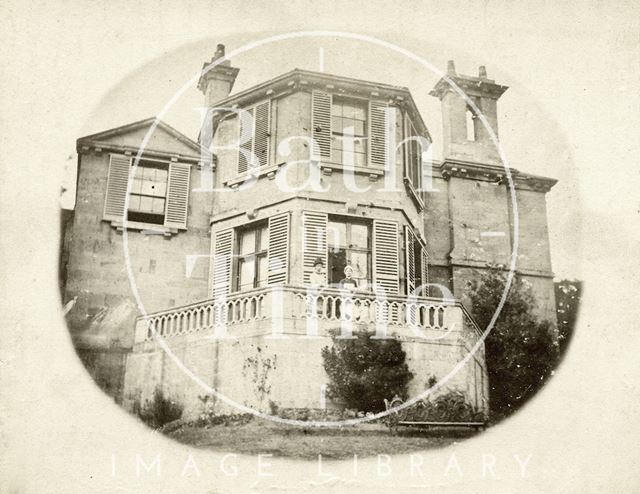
[223,163,286,188]
[108,219,178,236]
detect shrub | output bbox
[321,329,413,413]
[401,390,485,422]
[138,388,183,429]
[467,270,559,421]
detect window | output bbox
[128,159,168,225]
[330,98,367,168]
[405,119,422,190]
[235,222,269,291]
[466,107,477,141]
[327,218,371,288]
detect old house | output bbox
[62,45,556,417]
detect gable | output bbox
[77,118,203,161]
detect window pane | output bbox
[240,230,255,255]
[328,222,347,251]
[257,256,268,287]
[353,105,366,121]
[238,258,255,290]
[342,104,355,119]
[139,196,153,212]
[258,225,269,251]
[128,195,140,211]
[331,116,343,132]
[349,251,369,285]
[354,138,366,154]
[154,180,167,197]
[152,198,165,214]
[328,249,346,286]
[130,178,142,194]
[141,179,154,196]
[353,152,366,168]
[331,102,342,117]
[350,224,369,249]
[156,168,168,183]
[353,121,365,136]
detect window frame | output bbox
[233,220,269,292]
[329,96,369,168]
[327,215,372,289]
[127,157,169,226]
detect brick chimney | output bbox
[197,44,240,106]
[429,62,508,165]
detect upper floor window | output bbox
[128,160,168,225]
[405,119,422,191]
[235,222,269,291]
[466,106,477,141]
[330,98,367,168]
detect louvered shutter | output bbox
[302,211,328,284]
[421,248,430,297]
[103,154,131,221]
[311,91,331,159]
[369,101,389,168]
[212,229,233,298]
[405,226,416,295]
[254,101,270,168]
[267,213,290,285]
[164,162,191,229]
[237,107,255,174]
[373,220,399,294]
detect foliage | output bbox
[554,279,582,356]
[196,394,253,427]
[321,329,413,413]
[467,270,559,421]
[138,387,183,429]
[397,390,485,422]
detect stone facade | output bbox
[63,48,556,419]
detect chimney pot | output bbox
[447,60,456,76]
[479,65,487,78]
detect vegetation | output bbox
[467,270,559,421]
[321,329,413,413]
[395,390,485,423]
[137,387,183,429]
[555,279,582,356]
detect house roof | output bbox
[77,117,207,162]
[211,68,432,141]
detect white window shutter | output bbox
[267,213,290,285]
[302,211,328,284]
[369,101,389,168]
[237,107,255,174]
[311,91,331,159]
[373,219,399,294]
[421,247,430,297]
[103,154,131,221]
[254,101,271,168]
[212,229,234,298]
[405,226,416,295]
[164,162,191,230]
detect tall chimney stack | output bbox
[197,43,240,106]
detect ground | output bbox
[166,418,480,459]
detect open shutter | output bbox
[212,229,233,298]
[164,162,191,229]
[421,247,430,297]
[237,107,255,174]
[302,211,328,284]
[103,154,131,221]
[405,226,416,295]
[369,101,389,168]
[267,213,290,285]
[311,91,331,159]
[373,219,399,294]
[254,101,271,168]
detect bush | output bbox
[400,390,485,422]
[138,388,183,429]
[321,329,413,413]
[467,270,559,421]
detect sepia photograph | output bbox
[1,1,638,493]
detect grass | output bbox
[166,418,480,459]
